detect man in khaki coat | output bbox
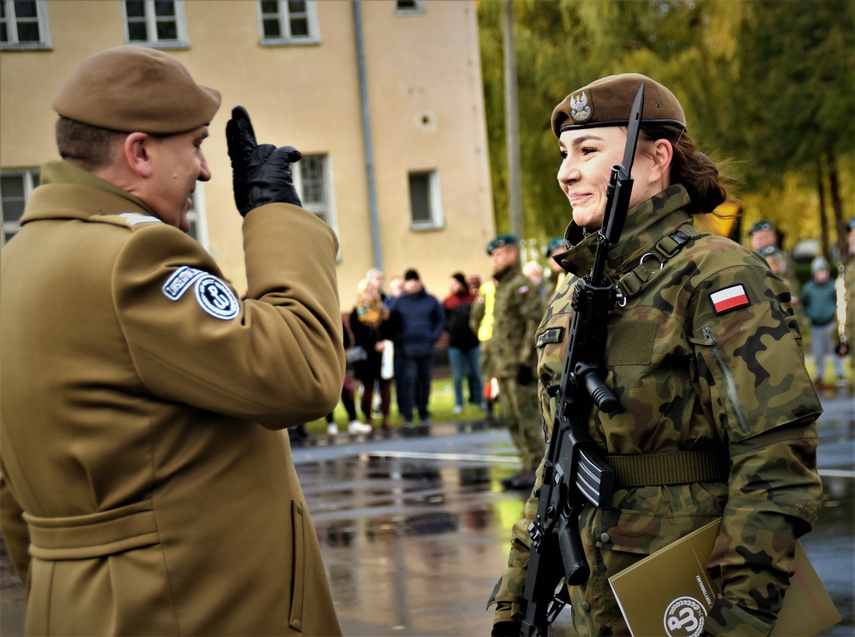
[0,45,344,636]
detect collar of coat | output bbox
[493,260,523,282]
[555,184,693,278]
[20,160,155,226]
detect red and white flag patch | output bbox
[710,284,750,314]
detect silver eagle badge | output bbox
[570,91,592,122]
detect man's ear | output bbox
[123,132,153,178]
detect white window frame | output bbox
[408,169,444,230]
[0,0,51,50]
[187,185,209,249]
[293,153,337,232]
[258,0,320,46]
[122,0,189,48]
[394,0,425,15]
[0,168,40,245]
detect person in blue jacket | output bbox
[389,269,445,426]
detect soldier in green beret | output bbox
[489,73,822,636]
[0,46,343,635]
[749,219,803,314]
[543,236,573,302]
[486,234,547,490]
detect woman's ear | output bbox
[123,132,153,178]
[650,138,673,180]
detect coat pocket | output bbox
[290,500,306,631]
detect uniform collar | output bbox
[554,184,692,278]
[493,260,522,282]
[20,160,155,225]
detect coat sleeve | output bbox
[519,283,544,368]
[690,261,823,635]
[0,467,29,585]
[432,299,446,342]
[113,203,344,428]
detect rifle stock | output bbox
[520,83,645,637]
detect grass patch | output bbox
[304,373,489,435]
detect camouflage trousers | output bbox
[496,375,545,470]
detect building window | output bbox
[186,188,208,247]
[258,0,319,45]
[0,168,39,244]
[294,154,335,229]
[408,170,443,230]
[0,0,51,49]
[395,0,424,14]
[123,0,188,47]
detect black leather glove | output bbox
[516,364,534,386]
[225,105,302,216]
[491,621,520,637]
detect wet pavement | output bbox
[1,389,852,636]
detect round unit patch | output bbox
[663,596,706,637]
[194,276,240,320]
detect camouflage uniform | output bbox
[491,262,547,471]
[489,185,823,636]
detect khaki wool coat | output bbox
[0,160,345,636]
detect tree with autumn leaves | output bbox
[477,0,854,264]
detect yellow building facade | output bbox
[0,0,495,309]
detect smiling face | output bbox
[143,126,211,231]
[557,126,669,230]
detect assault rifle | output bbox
[520,83,645,637]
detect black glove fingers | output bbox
[226,106,258,165]
[266,145,301,168]
[227,105,304,215]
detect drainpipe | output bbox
[353,0,383,271]
[503,0,522,239]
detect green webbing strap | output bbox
[605,449,729,488]
[617,225,700,299]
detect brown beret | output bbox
[551,73,685,137]
[53,45,221,134]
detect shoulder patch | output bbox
[163,266,205,301]
[710,284,750,315]
[536,326,564,348]
[518,285,530,295]
[194,275,240,320]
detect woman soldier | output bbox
[488,74,823,636]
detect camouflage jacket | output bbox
[488,262,544,378]
[490,185,823,636]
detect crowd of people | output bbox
[752,218,854,389]
[318,213,854,495]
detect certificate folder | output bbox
[608,519,840,637]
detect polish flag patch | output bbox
[710,284,750,314]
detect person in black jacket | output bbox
[443,272,485,414]
[349,279,394,431]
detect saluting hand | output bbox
[226,106,302,216]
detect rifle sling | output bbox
[604,450,729,488]
[617,226,698,299]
